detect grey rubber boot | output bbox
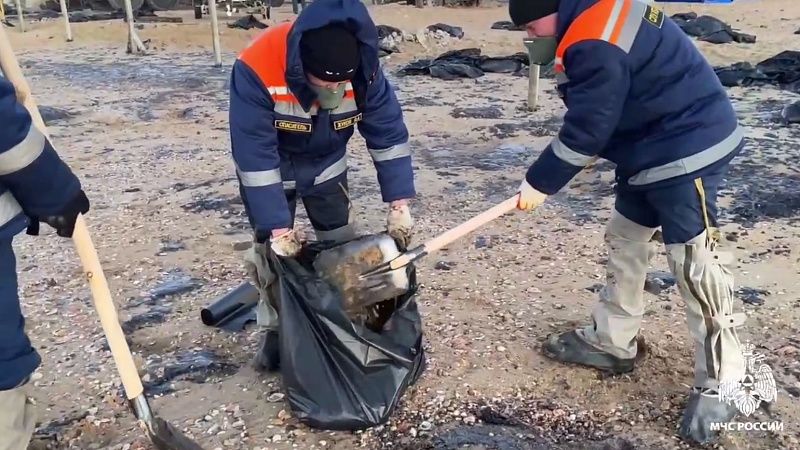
[679,388,739,444]
[543,330,635,375]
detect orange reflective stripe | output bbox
[556,0,621,59]
[555,0,646,81]
[238,21,293,98]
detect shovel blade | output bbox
[131,396,204,450]
[143,416,204,450]
[313,234,410,311]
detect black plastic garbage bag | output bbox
[273,242,426,431]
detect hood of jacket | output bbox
[285,0,380,111]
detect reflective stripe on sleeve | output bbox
[551,137,595,167]
[0,125,46,176]
[0,191,23,228]
[237,167,282,187]
[368,143,411,162]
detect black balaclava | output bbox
[509,0,560,27]
[299,24,361,82]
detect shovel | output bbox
[359,195,520,284]
[313,195,519,316]
[0,25,203,450]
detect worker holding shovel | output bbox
[508,0,746,445]
[0,76,90,449]
[228,0,415,371]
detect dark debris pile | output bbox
[398,48,531,80]
[366,391,631,449]
[714,51,800,93]
[671,12,755,44]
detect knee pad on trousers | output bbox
[667,231,746,386]
[606,209,658,243]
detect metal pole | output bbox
[59,0,72,42]
[208,0,222,67]
[13,0,24,33]
[528,64,540,110]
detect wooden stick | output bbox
[59,0,72,42]
[208,0,222,67]
[123,0,146,54]
[13,0,24,33]
[0,24,146,400]
[0,26,40,130]
[425,196,519,254]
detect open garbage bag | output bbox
[271,241,426,430]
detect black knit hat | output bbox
[509,0,560,27]
[300,25,361,83]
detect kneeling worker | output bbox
[508,0,747,444]
[228,0,416,370]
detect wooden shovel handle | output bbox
[71,217,145,398]
[0,26,145,400]
[423,195,519,254]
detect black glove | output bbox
[27,190,90,238]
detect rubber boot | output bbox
[252,329,280,373]
[679,388,739,444]
[0,380,37,450]
[543,330,635,375]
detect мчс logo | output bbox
[718,342,778,416]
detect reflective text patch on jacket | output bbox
[0,76,81,239]
[526,0,743,195]
[229,3,415,234]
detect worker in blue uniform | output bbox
[228,0,416,371]
[0,76,90,449]
[508,0,747,444]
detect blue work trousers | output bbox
[0,239,41,390]
[615,166,727,244]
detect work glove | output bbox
[269,228,303,258]
[517,180,547,212]
[26,190,90,238]
[387,200,413,251]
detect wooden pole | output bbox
[59,0,72,42]
[208,0,222,67]
[0,25,40,130]
[13,0,24,33]
[528,64,540,110]
[123,0,146,54]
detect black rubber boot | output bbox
[679,388,739,445]
[253,329,280,373]
[542,330,635,374]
